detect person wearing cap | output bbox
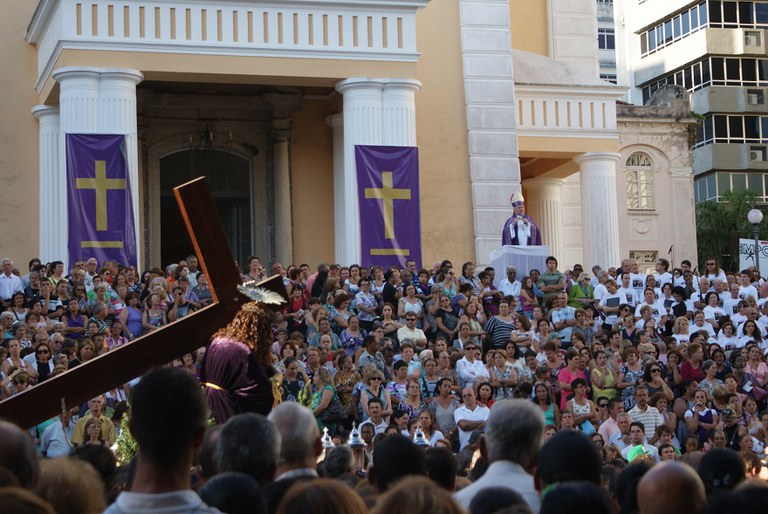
[501,193,541,247]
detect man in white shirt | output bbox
[739,270,759,301]
[550,293,577,346]
[498,266,522,298]
[592,271,608,302]
[455,400,543,513]
[455,343,490,388]
[598,279,623,329]
[653,258,673,288]
[360,398,388,434]
[0,258,23,307]
[454,387,490,451]
[40,410,77,458]
[621,422,660,462]
[629,260,647,299]
[617,272,639,307]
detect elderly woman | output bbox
[83,418,107,447]
[354,368,392,421]
[568,272,595,309]
[31,341,54,383]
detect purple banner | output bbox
[356,145,421,268]
[66,134,137,267]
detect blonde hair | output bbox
[36,458,106,514]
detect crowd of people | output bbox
[1,252,768,513]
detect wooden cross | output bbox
[0,177,286,429]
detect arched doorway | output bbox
[160,150,252,267]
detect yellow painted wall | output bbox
[290,98,337,268]
[414,0,474,267]
[0,2,41,263]
[509,0,549,55]
[42,49,417,102]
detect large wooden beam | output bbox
[0,177,286,429]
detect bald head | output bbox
[0,421,39,489]
[637,462,705,514]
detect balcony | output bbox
[513,50,625,140]
[26,0,429,90]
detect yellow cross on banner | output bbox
[364,171,411,240]
[76,160,126,231]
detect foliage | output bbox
[115,408,138,465]
[696,189,768,271]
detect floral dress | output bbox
[492,363,516,400]
[620,365,644,411]
[340,329,366,357]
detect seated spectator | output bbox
[371,476,464,514]
[425,446,459,492]
[276,478,366,514]
[0,420,39,489]
[199,472,265,514]
[216,413,280,487]
[35,458,105,514]
[368,435,426,493]
[455,400,544,512]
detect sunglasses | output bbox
[37,349,49,355]
[599,403,608,408]
[651,368,661,373]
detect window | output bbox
[598,28,615,49]
[625,153,655,210]
[600,73,618,84]
[694,114,768,148]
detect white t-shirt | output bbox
[739,285,759,301]
[654,272,673,288]
[599,292,624,326]
[630,273,647,295]
[634,301,667,322]
[454,403,490,450]
[617,287,639,307]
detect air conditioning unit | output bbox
[745,32,761,47]
[748,93,762,105]
[750,149,766,161]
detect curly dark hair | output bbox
[213,302,275,370]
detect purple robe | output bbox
[502,215,542,246]
[200,336,274,424]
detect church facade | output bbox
[0,0,697,272]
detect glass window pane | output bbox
[757,3,768,24]
[723,1,738,24]
[702,58,711,85]
[641,32,648,54]
[763,175,768,198]
[650,29,657,50]
[692,5,701,28]
[746,116,760,140]
[729,116,744,138]
[682,10,691,32]
[733,173,747,192]
[740,2,754,24]
[743,59,758,82]
[704,116,714,141]
[674,16,682,37]
[712,57,725,80]
[749,173,762,195]
[761,116,768,138]
[715,115,729,138]
[709,2,721,24]
[664,20,673,43]
[726,59,741,81]
[760,59,768,81]
[718,172,731,195]
[683,67,693,89]
[708,174,717,199]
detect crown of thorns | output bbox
[237,281,286,310]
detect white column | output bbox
[522,177,564,259]
[52,66,143,269]
[381,79,421,146]
[272,119,293,265]
[574,152,622,269]
[335,78,384,265]
[31,105,60,264]
[98,68,144,270]
[52,67,101,270]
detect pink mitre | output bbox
[510,192,525,207]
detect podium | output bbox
[489,245,550,286]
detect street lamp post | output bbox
[748,208,764,276]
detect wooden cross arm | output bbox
[0,177,286,429]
